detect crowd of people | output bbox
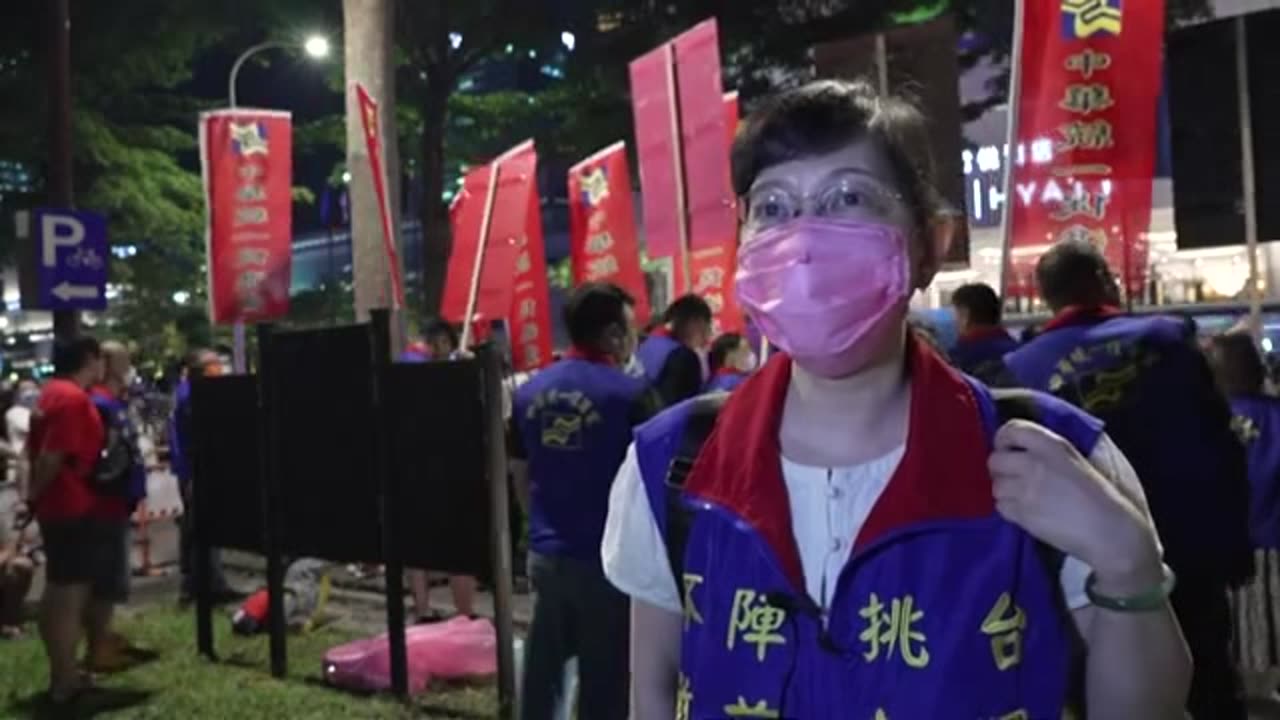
[511,78,1270,720]
[0,337,244,707]
[4,78,1277,719]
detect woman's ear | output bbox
[913,213,957,290]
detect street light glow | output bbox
[304,35,330,59]
[561,31,576,52]
[341,171,352,184]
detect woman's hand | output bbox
[988,420,1163,593]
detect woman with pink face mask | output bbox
[600,80,1190,720]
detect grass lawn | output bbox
[0,604,497,719]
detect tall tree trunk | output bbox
[418,83,451,320]
[344,0,397,324]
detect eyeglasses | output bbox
[743,172,908,232]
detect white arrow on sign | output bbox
[52,282,100,302]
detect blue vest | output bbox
[1004,312,1249,581]
[951,329,1018,384]
[634,349,1102,718]
[94,390,146,508]
[514,358,646,565]
[636,334,682,386]
[1231,394,1280,550]
[705,371,747,394]
[169,379,192,483]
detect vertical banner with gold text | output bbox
[199,109,293,324]
[1006,0,1165,298]
[568,142,652,323]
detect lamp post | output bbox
[225,35,329,371]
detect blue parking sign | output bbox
[35,208,108,311]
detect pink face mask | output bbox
[735,218,910,378]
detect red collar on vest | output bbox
[649,326,672,339]
[684,335,994,594]
[958,325,1013,344]
[90,385,118,401]
[1041,305,1123,333]
[565,346,616,367]
[713,366,745,378]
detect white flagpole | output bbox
[997,0,1027,304]
[460,160,503,350]
[1236,16,1262,340]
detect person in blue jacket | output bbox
[635,294,712,407]
[510,282,657,720]
[173,349,236,604]
[704,333,755,393]
[1208,332,1280,689]
[1005,239,1252,719]
[950,282,1018,384]
[601,79,1189,720]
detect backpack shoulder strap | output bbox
[663,391,730,588]
[988,385,1086,709]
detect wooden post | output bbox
[997,0,1026,303]
[256,323,287,679]
[664,43,693,296]
[1236,16,1262,340]
[480,344,517,718]
[369,309,410,698]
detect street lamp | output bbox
[228,34,330,108]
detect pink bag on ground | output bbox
[323,616,497,694]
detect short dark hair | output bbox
[1210,332,1267,396]
[952,283,1002,326]
[564,282,634,349]
[424,319,459,350]
[708,333,745,374]
[663,294,712,334]
[1035,240,1114,311]
[731,79,945,232]
[53,335,101,377]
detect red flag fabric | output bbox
[568,142,652,323]
[724,91,740,151]
[1005,0,1165,299]
[440,142,531,329]
[442,141,552,370]
[507,146,554,371]
[674,20,737,254]
[690,244,744,336]
[355,83,406,309]
[629,46,686,293]
[199,109,293,324]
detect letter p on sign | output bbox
[42,213,84,268]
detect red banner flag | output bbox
[725,91,740,150]
[629,46,686,293]
[674,20,736,254]
[442,140,552,370]
[199,109,293,324]
[568,142,652,323]
[1005,0,1165,299]
[510,158,554,371]
[690,243,744,335]
[355,83,406,309]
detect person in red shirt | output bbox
[26,335,119,703]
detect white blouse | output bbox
[601,434,1152,615]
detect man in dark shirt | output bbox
[634,294,712,407]
[509,283,656,720]
[1005,240,1252,720]
[949,282,1019,384]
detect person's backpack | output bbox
[92,398,139,496]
